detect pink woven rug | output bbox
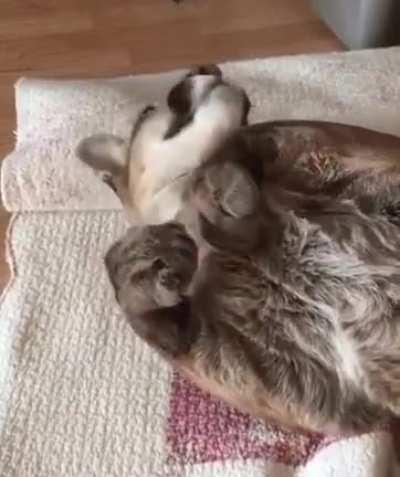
[3,47,400,476]
[167,373,333,467]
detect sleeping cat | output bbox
[78,67,400,434]
[77,65,250,226]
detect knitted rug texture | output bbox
[2,47,400,476]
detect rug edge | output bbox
[0,213,20,434]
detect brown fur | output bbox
[79,67,400,434]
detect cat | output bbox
[78,66,400,434]
[77,65,250,226]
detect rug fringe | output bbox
[0,213,18,307]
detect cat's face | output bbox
[76,65,252,226]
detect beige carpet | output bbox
[2,48,400,476]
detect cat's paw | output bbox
[105,222,198,357]
[192,161,260,225]
[105,222,198,312]
[191,162,262,251]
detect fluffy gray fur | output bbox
[80,67,400,434]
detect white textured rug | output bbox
[2,48,400,477]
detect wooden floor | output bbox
[0,0,342,291]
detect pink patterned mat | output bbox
[167,373,335,468]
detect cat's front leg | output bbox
[104,222,198,356]
[191,161,263,251]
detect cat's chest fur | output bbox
[193,211,377,392]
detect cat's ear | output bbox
[76,134,128,174]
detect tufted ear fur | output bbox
[76,134,128,175]
[76,133,137,219]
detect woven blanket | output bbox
[2,48,400,476]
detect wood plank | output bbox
[0,0,343,292]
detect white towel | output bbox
[3,47,400,212]
[2,47,400,477]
